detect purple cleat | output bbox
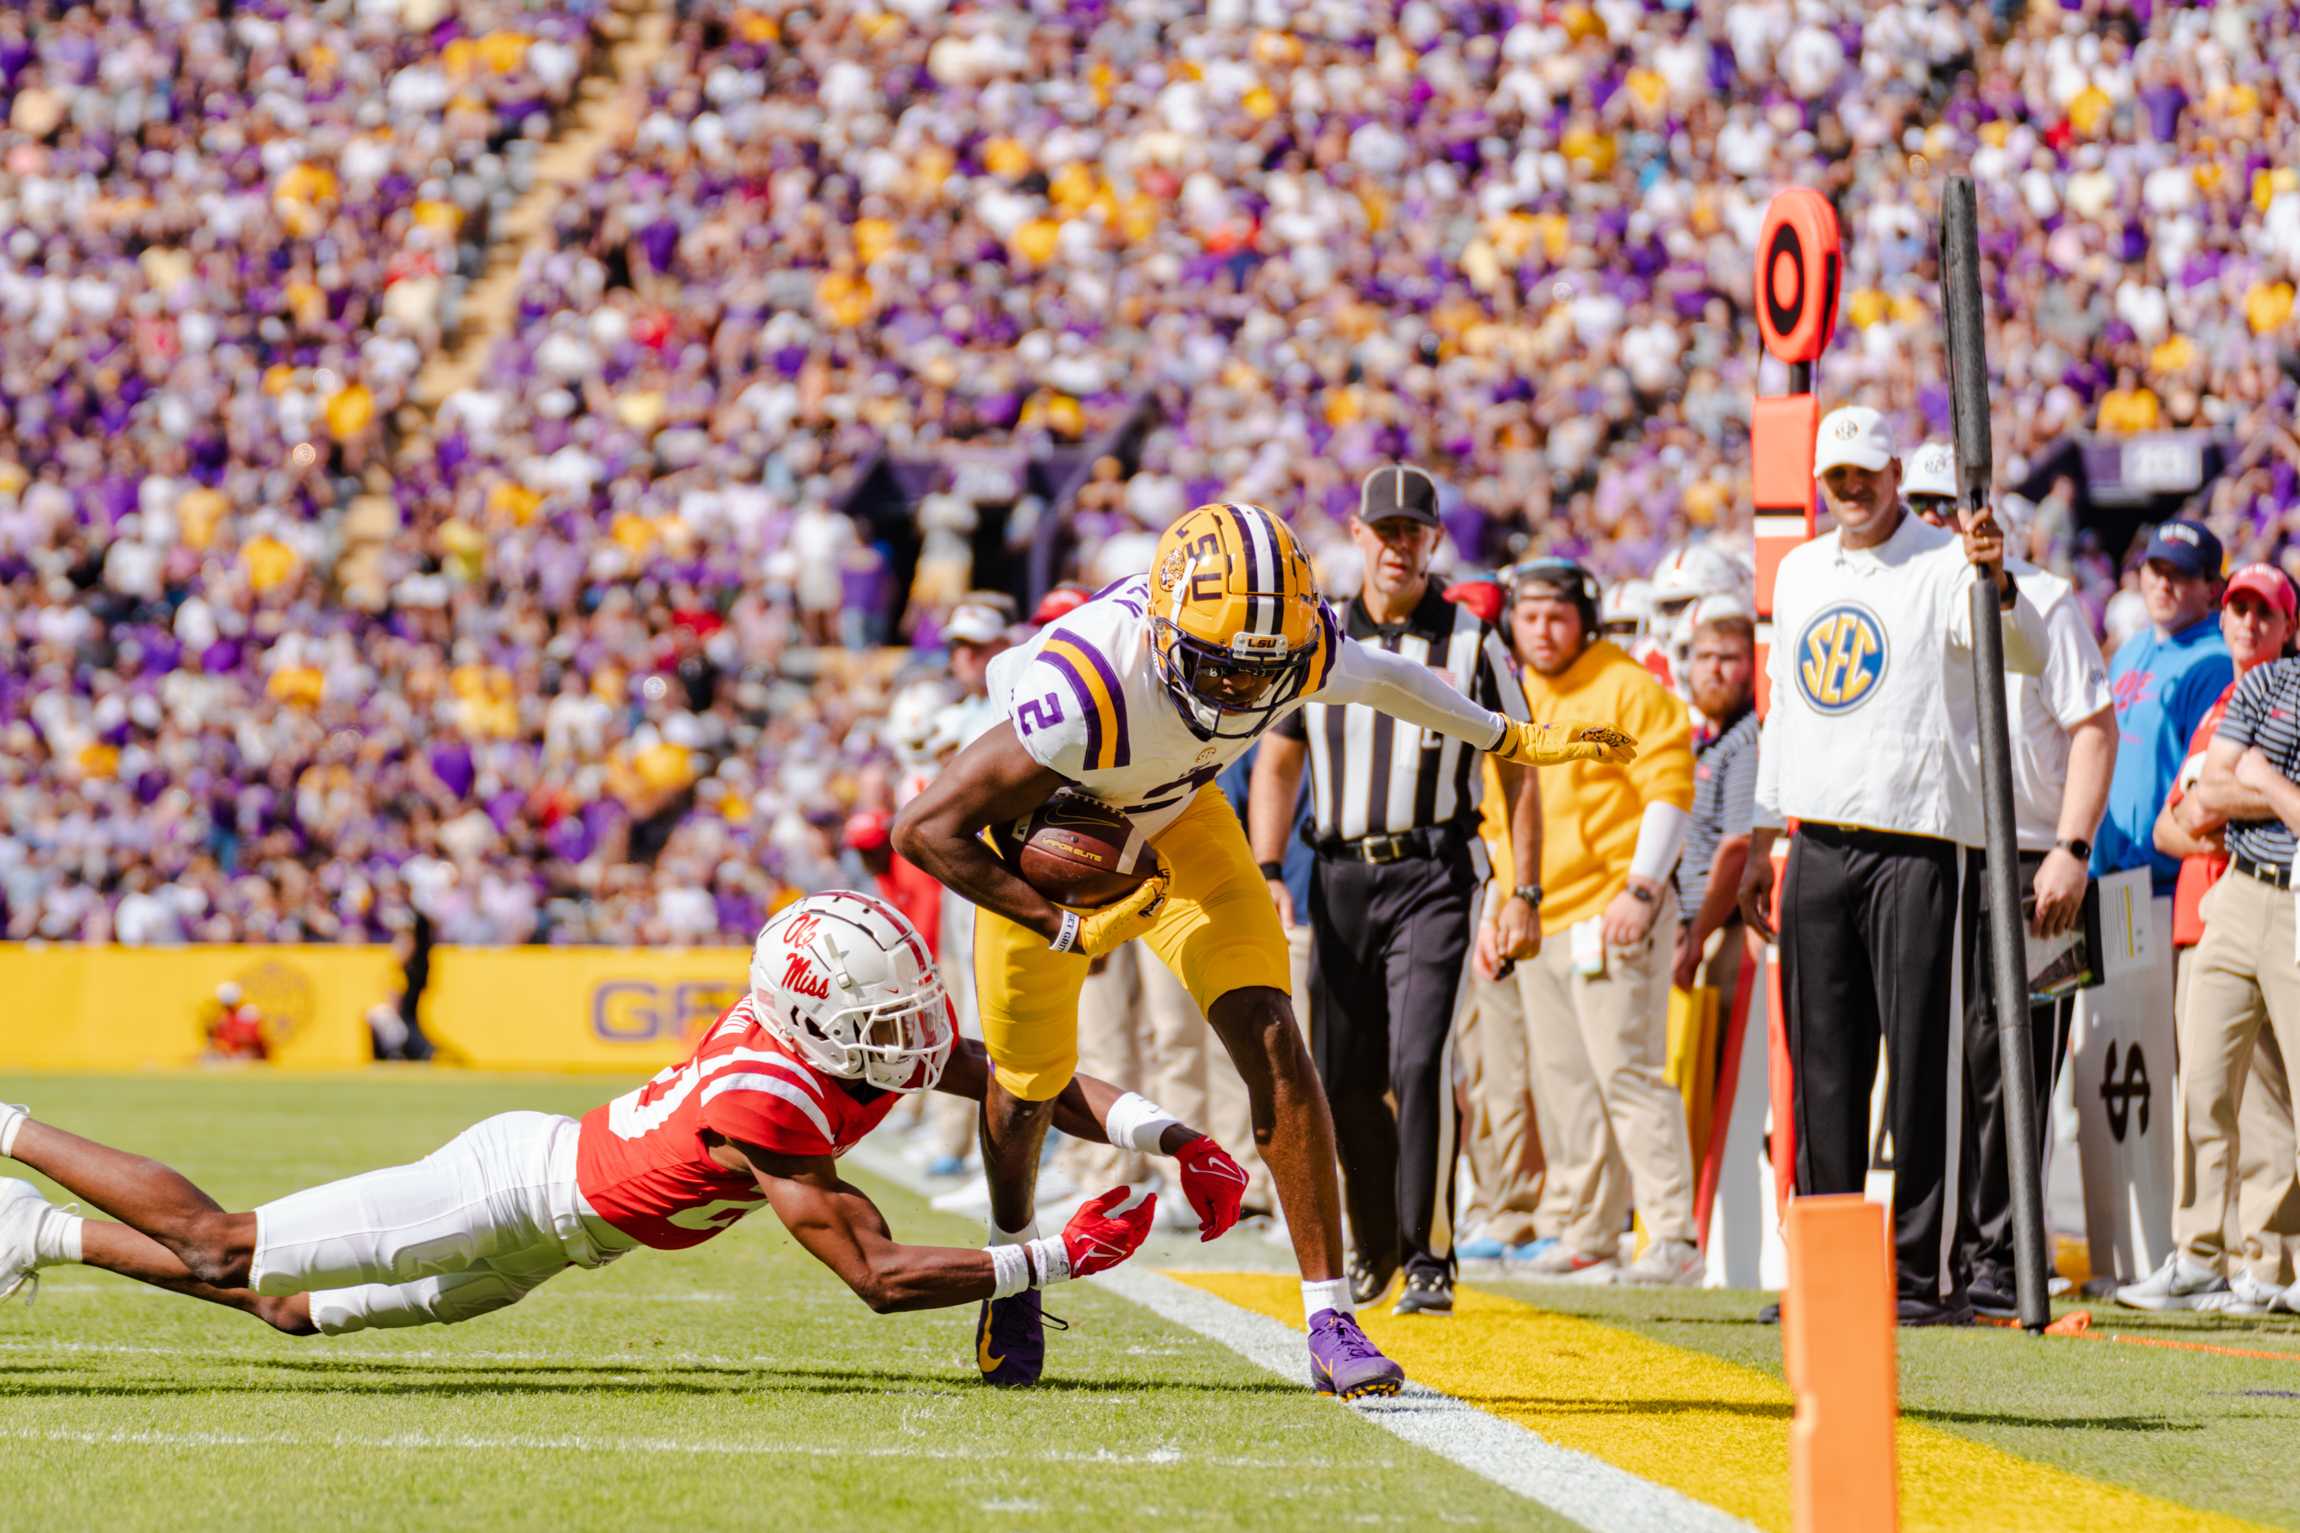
[1306,1308,1404,1400]
[975,1289,1044,1386]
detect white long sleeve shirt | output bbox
[1755,508,2049,846]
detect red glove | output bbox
[1174,1136,1248,1242]
[1059,1187,1157,1278]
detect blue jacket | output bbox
[2093,614,2232,892]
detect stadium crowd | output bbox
[8,0,2298,949]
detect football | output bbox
[1008,791,1155,909]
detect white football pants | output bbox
[249,1111,634,1335]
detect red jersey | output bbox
[874,854,943,959]
[575,994,903,1250]
[2167,679,2240,949]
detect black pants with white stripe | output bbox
[1308,842,1481,1283]
[1779,823,1964,1309]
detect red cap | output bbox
[2224,563,2296,622]
[1443,579,1504,625]
[1030,583,1093,627]
[841,810,891,852]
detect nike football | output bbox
[1009,791,1153,909]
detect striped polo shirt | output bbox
[2213,656,2300,869]
[1678,706,1759,925]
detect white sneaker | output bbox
[2278,1278,2300,1316]
[0,1177,53,1305]
[1520,1243,1619,1284]
[2114,1256,2228,1312]
[2195,1269,2286,1317]
[928,1175,992,1217]
[1615,1238,1705,1287]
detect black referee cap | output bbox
[1358,464,1441,528]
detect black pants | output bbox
[1779,823,1962,1306]
[1309,842,1481,1281]
[1956,846,2070,1288]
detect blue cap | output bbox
[2142,519,2223,580]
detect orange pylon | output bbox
[1785,1195,1899,1532]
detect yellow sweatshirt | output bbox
[1520,639,1696,935]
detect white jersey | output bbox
[1755,509,2049,846]
[2002,559,2114,852]
[990,576,1510,837]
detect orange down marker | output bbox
[1784,1195,1899,1533]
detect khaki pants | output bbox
[1060,953,1155,1189]
[1522,889,1699,1256]
[1457,961,1546,1245]
[2175,879,2300,1283]
[1055,942,1272,1206]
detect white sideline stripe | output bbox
[0,1424,1343,1470]
[849,1141,1758,1533]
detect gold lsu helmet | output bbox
[1149,502,1331,739]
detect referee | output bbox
[1249,465,1539,1318]
[1739,407,2045,1326]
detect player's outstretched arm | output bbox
[892,723,1070,941]
[1315,635,1635,765]
[933,1042,1250,1240]
[739,1144,1155,1312]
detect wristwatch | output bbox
[2055,837,2091,863]
[1513,884,1544,909]
[1258,859,1285,881]
[1627,882,1657,905]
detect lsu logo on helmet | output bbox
[1794,601,1887,714]
[1149,502,1332,739]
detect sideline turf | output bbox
[0,1074,1553,1533]
[1483,1278,2300,1530]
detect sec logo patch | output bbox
[1794,602,1888,713]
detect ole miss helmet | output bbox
[1148,503,1328,740]
[749,893,954,1093]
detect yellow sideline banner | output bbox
[0,945,395,1070]
[419,947,751,1072]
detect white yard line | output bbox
[849,1142,1759,1533]
[0,1423,1343,1470]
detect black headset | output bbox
[1505,556,1602,632]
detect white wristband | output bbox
[1102,1091,1182,1155]
[1050,911,1082,953]
[987,1242,1032,1300]
[1026,1235,1071,1288]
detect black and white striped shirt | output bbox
[2215,656,2300,869]
[1275,585,1529,841]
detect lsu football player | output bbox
[895,503,1634,1398]
[0,895,1249,1339]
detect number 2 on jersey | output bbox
[1016,691,1064,736]
[607,1061,700,1140]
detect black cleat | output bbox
[1393,1271,1453,1317]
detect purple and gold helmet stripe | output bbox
[1224,502,1267,636]
[1044,631,1132,770]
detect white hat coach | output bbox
[1902,441,1958,500]
[1811,405,1897,476]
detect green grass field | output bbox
[3,1073,2295,1532]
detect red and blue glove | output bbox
[1175,1136,1249,1243]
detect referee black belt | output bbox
[1311,825,1468,865]
[2233,851,2295,889]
